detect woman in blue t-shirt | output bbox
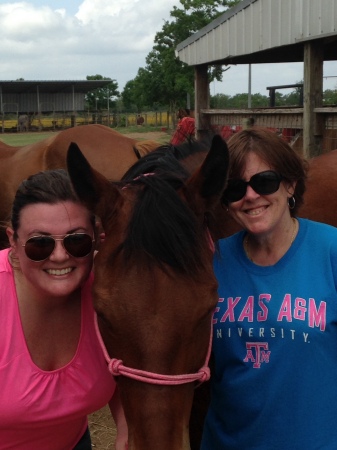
[201,128,337,450]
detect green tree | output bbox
[250,93,269,108]
[85,75,119,111]
[210,92,269,108]
[323,89,337,105]
[282,91,302,106]
[122,69,155,112]
[210,93,231,108]
[122,80,138,111]
[122,0,241,112]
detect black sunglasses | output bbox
[22,233,95,262]
[223,170,284,203]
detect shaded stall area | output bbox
[176,0,337,158]
[0,80,111,132]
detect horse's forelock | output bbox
[117,140,216,275]
[120,174,206,276]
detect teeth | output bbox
[247,207,266,216]
[46,268,73,276]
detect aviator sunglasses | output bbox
[21,233,95,262]
[223,170,284,203]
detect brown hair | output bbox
[10,169,95,237]
[226,128,308,215]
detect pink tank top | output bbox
[0,249,116,449]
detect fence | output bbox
[203,107,337,154]
[1,111,176,133]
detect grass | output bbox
[114,125,169,134]
[0,131,55,146]
[0,125,170,146]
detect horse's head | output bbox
[67,136,229,450]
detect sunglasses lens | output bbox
[223,179,247,203]
[223,171,282,203]
[63,233,93,258]
[24,236,55,261]
[251,171,281,195]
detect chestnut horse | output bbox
[0,124,160,248]
[66,135,230,450]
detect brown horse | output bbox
[299,148,337,225]
[66,135,230,450]
[0,124,160,248]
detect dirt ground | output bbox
[88,128,171,449]
[88,406,116,449]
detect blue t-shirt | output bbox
[201,218,337,450]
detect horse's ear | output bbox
[185,135,229,213]
[67,142,119,215]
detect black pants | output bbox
[73,427,92,450]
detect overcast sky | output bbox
[1,0,337,97]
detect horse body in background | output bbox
[0,124,159,248]
[66,136,229,450]
[298,148,337,225]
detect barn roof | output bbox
[0,80,111,94]
[176,0,337,66]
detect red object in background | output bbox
[171,117,196,145]
[220,125,242,141]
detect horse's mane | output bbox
[118,142,209,275]
[122,145,189,180]
[164,139,210,162]
[124,139,210,179]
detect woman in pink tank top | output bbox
[0,169,127,449]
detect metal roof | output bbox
[0,80,111,94]
[176,0,337,66]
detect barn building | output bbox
[176,0,337,157]
[0,80,111,131]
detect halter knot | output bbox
[108,358,123,376]
[198,366,211,383]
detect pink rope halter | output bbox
[95,314,213,385]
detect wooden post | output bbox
[195,64,210,140]
[269,88,276,107]
[303,41,324,158]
